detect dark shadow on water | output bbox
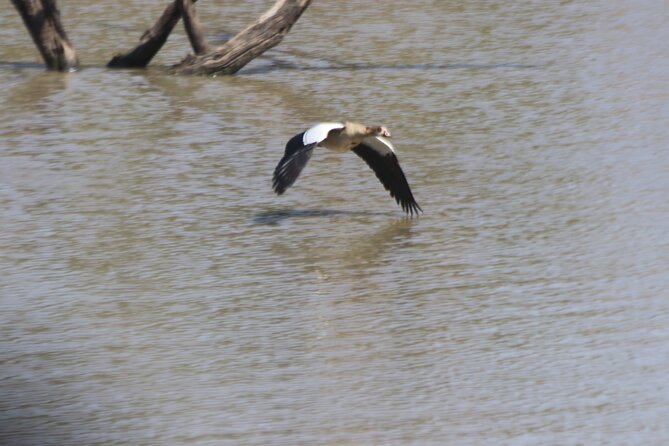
[240,61,543,76]
[240,45,544,75]
[253,208,393,225]
[0,60,49,70]
[0,61,131,72]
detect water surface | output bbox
[1,1,669,444]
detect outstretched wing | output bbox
[273,132,317,195]
[273,123,344,195]
[352,136,422,215]
[303,122,344,145]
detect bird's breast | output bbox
[320,134,362,153]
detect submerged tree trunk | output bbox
[107,0,187,68]
[181,0,210,55]
[12,0,313,75]
[11,0,78,71]
[176,0,313,75]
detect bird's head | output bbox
[366,125,391,138]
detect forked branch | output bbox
[12,0,313,75]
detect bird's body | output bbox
[319,121,370,152]
[272,121,422,215]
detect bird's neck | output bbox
[343,121,368,137]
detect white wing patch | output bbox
[303,122,344,145]
[362,135,396,154]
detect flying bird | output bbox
[272,122,422,215]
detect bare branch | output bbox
[11,0,78,71]
[182,0,210,55]
[11,0,312,74]
[107,0,187,68]
[177,0,313,75]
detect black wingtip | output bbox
[396,191,422,216]
[271,135,315,197]
[272,173,287,195]
[403,201,423,217]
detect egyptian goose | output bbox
[272,122,421,215]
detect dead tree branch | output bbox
[11,0,78,71]
[12,0,313,75]
[107,0,189,68]
[176,0,313,75]
[182,0,210,55]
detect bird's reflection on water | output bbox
[252,208,392,225]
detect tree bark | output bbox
[107,0,189,68]
[182,0,210,55]
[12,0,313,75]
[176,0,312,75]
[11,0,78,71]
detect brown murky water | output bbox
[2,1,669,444]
